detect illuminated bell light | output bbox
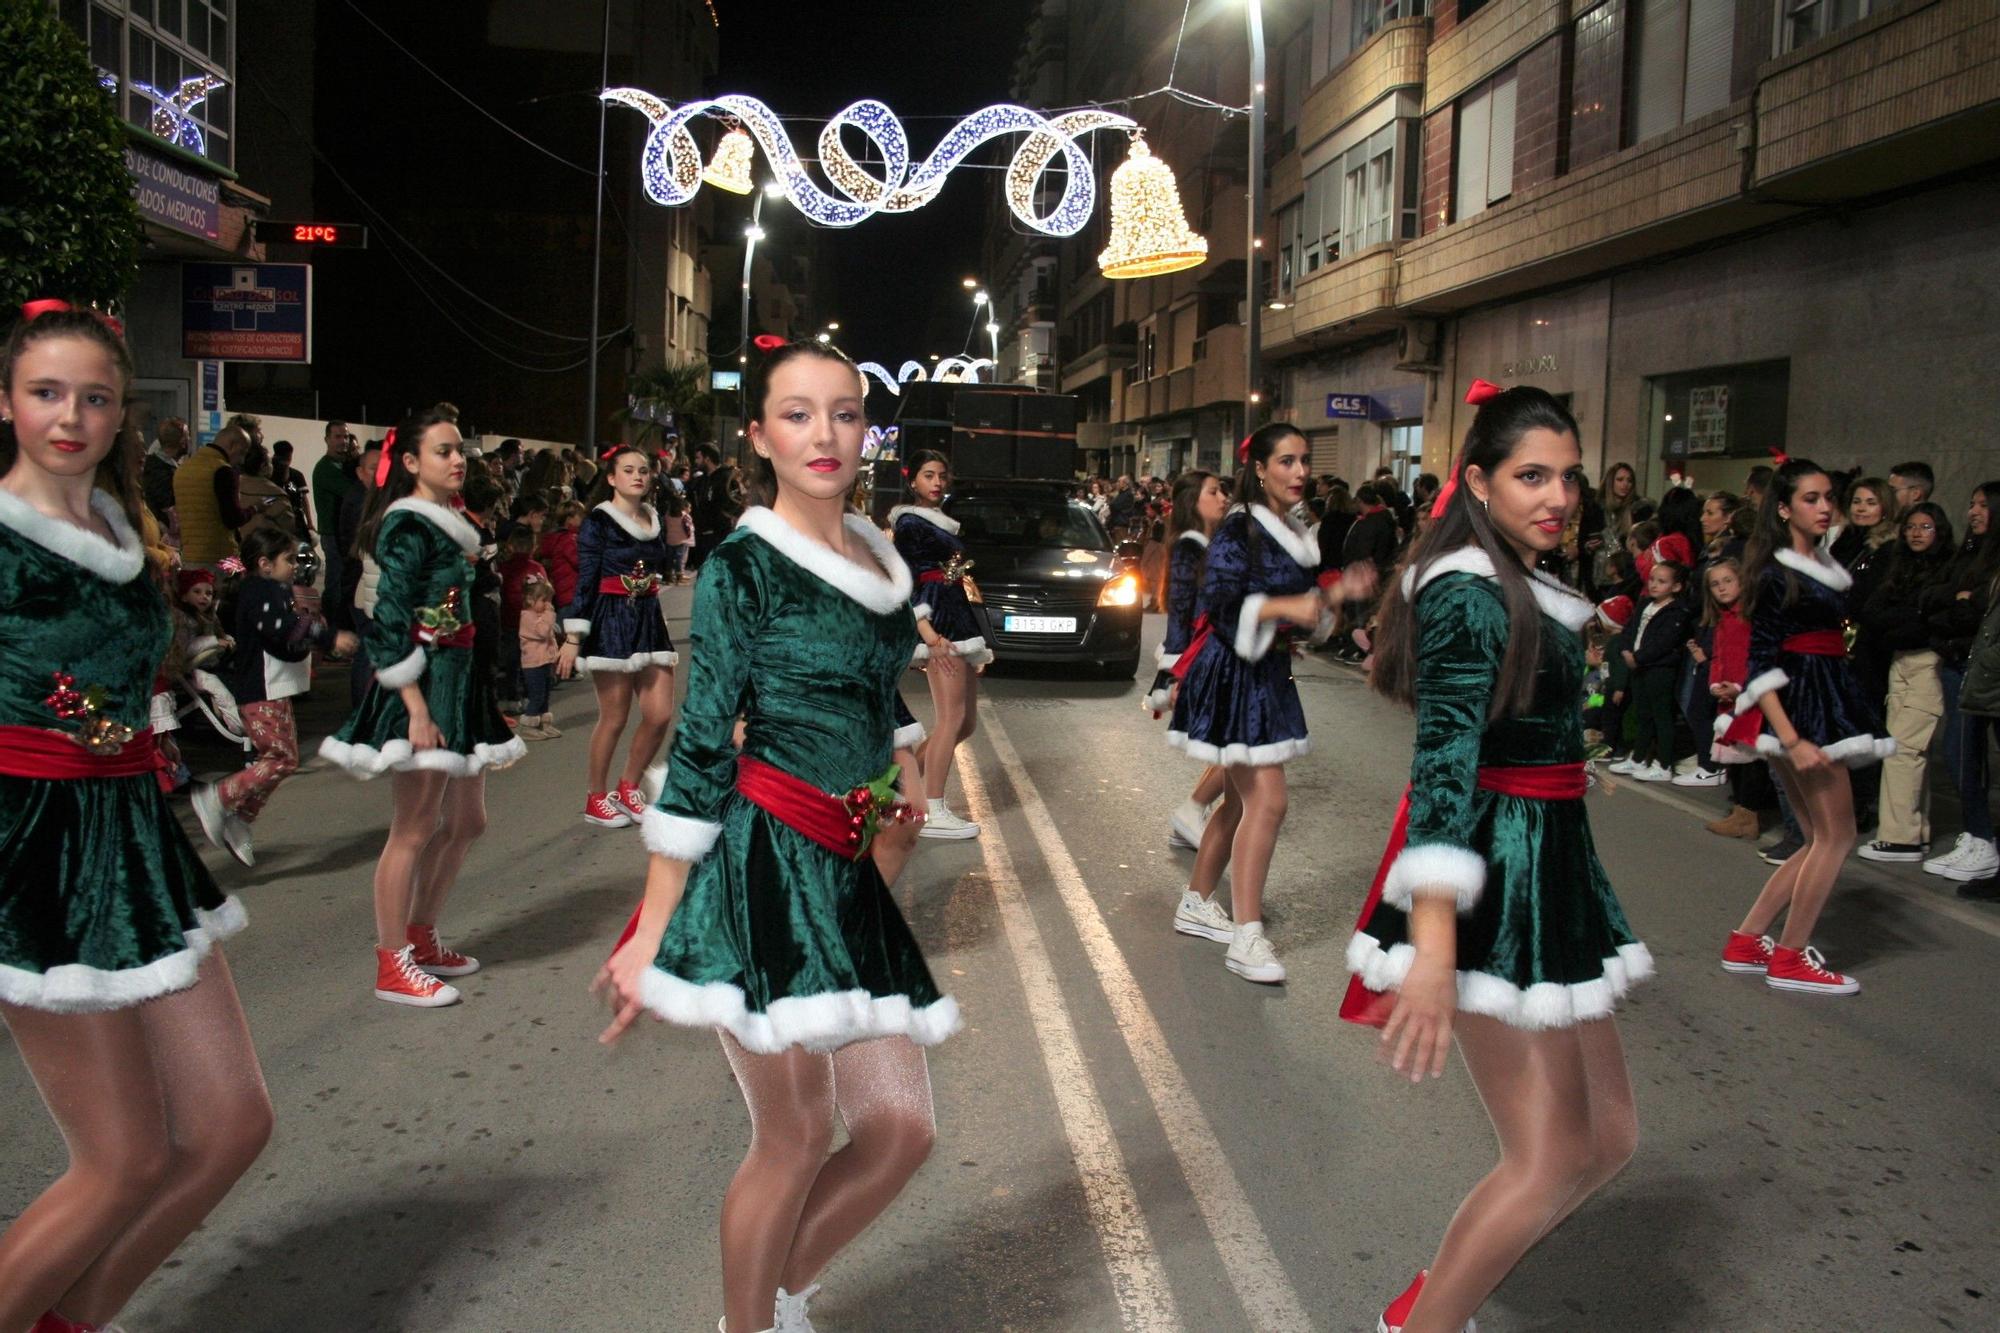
[702,127,756,194]
[1098,133,1209,280]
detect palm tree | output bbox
[624,361,713,462]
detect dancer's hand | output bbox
[871,817,921,886]
[407,712,444,751]
[592,933,659,1045]
[1784,735,1830,773]
[1330,562,1379,605]
[1381,955,1456,1083]
[556,643,580,680]
[927,636,961,676]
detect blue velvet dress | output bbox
[1168,506,1326,766]
[891,505,993,668]
[1145,531,1208,714]
[1714,548,1894,767]
[563,502,679,673]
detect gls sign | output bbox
[1324,393,1371,419]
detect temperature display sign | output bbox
[254,220,368,249]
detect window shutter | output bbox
[1629,0,1689,146]
[1683,0,1735,122]
[1456,82,1492,222]
[1486,68,1518,204]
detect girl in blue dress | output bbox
[557,445,680,830]
[1168,424,1377,983]
[1146,469,1230,850]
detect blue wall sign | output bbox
[1325,393,1371,419]
[182,263,313,363]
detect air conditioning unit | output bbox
[1394,318,1442,373]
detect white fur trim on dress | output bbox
[888,504,961,536]
[1234,592,1280,660]
[1753,732,1897,768]
[637,967,962,1054]
[1176,531,1210,550]
[1725,668,1790,718]
[1242,503,1318,568]
[593,500,661,540]
[0,897,247,1014]
[893,720,928,749]
[641,806,723,862]
[1382,843,1488,912]
[374,646,428,689]
[0,487,146,583]
[1167,730,1309,767]
[385,497,482,555]
[738,507,914,613]
[1143,684,1175,713]
[1405,546,1598,633]
[910,635,994,668]
[1346,933,1654,1032]
[583,650,679,674]
[1774,546,1853,592]
[317,733,526,779]
[1155,642,1183,669]
[912,603,933,621]
[562,617,592,636]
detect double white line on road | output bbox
[966,707,1312,1333]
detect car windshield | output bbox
[947,494,1109,550]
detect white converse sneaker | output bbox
[918,799,980,839]
[1167,799,1208,850]
[1606,756,1640,775]
[1225,924,1286,984]
[775,1282,821,1332]
[190,782,228,854]
[1924,832,1979,875]
[220,812,256,867]
[1173,889,1234,942]
[1927,834,1999,882]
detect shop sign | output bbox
[125,145,219,241]
[1687,386,1729,455]
[1325,393,1371,419]
[182,263,313,363]
[1503,354,1557,377]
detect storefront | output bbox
[1434,282,1613,486]
[1278,340,1429,484]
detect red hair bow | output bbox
[21,298,124,338]
[1236,434,1253,464]
[374,427,398,488]
[1464,378,1503,406]
[1767,446,1789,465]
[752,334,788,352]
[601,443,625,463]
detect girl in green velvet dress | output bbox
[1343,384,1651,1333]
[0,304,272,1333]
[318,409,525,1009]
[595,342,954,1333]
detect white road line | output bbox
[957,761,1182,1331]
[980,709,1314,1333]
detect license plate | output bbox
[1004,615,1078,634]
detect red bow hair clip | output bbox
[1464,378,1503,406]
[20,298,124,338]
[1767,446,1789,465]
[1430,380,1507,516]
[1236,434,1253,464]
[752,334,788,352]
[374,427,399,488]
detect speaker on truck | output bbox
[953,390,1017,433]
[1014,394,1078,437]
[949,429,1016,478]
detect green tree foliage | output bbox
[626,360,714,455]
[0,0,143,309]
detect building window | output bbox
[1352,0,1431,51]
[1302,164,1336,272]
[1778,0,1879,53]
[1276,202,1299,295]
[1141,327,1158,380]
[1626,0,1734,147]
[1339,124,1395,257]
[65,1,235,169]
[1385,422,1424,490]
[1454,67,1517,221]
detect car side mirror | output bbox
[1115,541,1143,564]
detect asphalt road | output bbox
[4,585,1995,1332]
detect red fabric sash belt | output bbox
[598,575,661,597]
[917,569,950,585]
[1171,614,1213,681]
[414,623,476,649]
[735,755,920,862]
[1782,630,1845,657]
[1337,761,1587,1028]
[0,724,168,779]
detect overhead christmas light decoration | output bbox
[857,357,996,394]
[602,90,1135,236]
[101,70,227,154]
[702,126,756,194]
[1098,131,1209,280]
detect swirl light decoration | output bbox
[602,90,1135,236]
[857,358,998,395]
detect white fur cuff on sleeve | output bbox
[1382,843,1487,913]
[1732,668,1789,716]
[912,603,933,621]
[374,646,428,688]
[642,807,723,863]
[562,618,592,636]
[893,721,927,749]
[1233,593,1280,661]
[1155,642,1181,670]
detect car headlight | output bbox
[1097,573,1140,608]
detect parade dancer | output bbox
[891,449,992,839]
[1715,459,1894,994]
[318,410,525,1008]
[1145,468,1229,849]
[1168,425,1378,983]
[1341,383,1651,1333]
[0,302,271,1333]
[595,342,956,1333]
[557,444,679,829]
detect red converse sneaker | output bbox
[1377,1269,1478,1332]
[585,791,634,829]
[32,1312,101,1333]
[375,945,462,1008]
[408,923,480,977]
[614,779,649,822]
[1720,930,1775,974]
[1766,945,1859,995]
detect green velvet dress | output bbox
[0,488,244,1012]
[319,498,525,778]
[638,507,960,1054]
[1346,548,1653,1030]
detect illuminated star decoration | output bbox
[601,91,1135,236]
[122,73,227,154]
[857,358,995,395]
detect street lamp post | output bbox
[585,0,612,455]
[734,183,782,461]
[1245,0,1266,442]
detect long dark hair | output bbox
[1956,481,2000,597]
[1656,485,1703,554]
[905,448,950,504]
[1234,423,1306,569]
[747,340,865,506]
[1169,469,1216,539]
[1882,501,1955,597]
[584,444,652,508]
[1,305,144,535]
[1371,386,1581,719]
[358,406,459,557]
[1741,458,1829,618]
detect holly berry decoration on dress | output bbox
[414,587,465,646]
[43,670,137,754]
[620,560,662,597]
[841,764,923,860]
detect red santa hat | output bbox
[1595,595,1634,632]
[174,568,215,598]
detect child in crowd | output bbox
[193,528,358,866]
[537,500,586,607]
[1603,546,1640,601]
[661,488,694,584]
[169,564,246,742]
[1610,560,1693,781]
[1700,557,1763,838]
[516,575,564,741]
[496,525,547,716]
[1590,595,1634,757]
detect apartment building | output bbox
[1265,0,2000,502]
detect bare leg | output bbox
[1402,1014,1637,1333]
[779,1037,936,1291]
[921,667,973,802]
[1736,761,1821,938]
[409,773,489,930]
[1224,763,1289,925]
[1189,763,1225,808]
[616,665,676,788]
[1189,777,1244,900]
[57,950,273,1321]
[719,1035,837,1333]
[588,672,636,794]
[373,769,450,949]
[1770,762,1855,949]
